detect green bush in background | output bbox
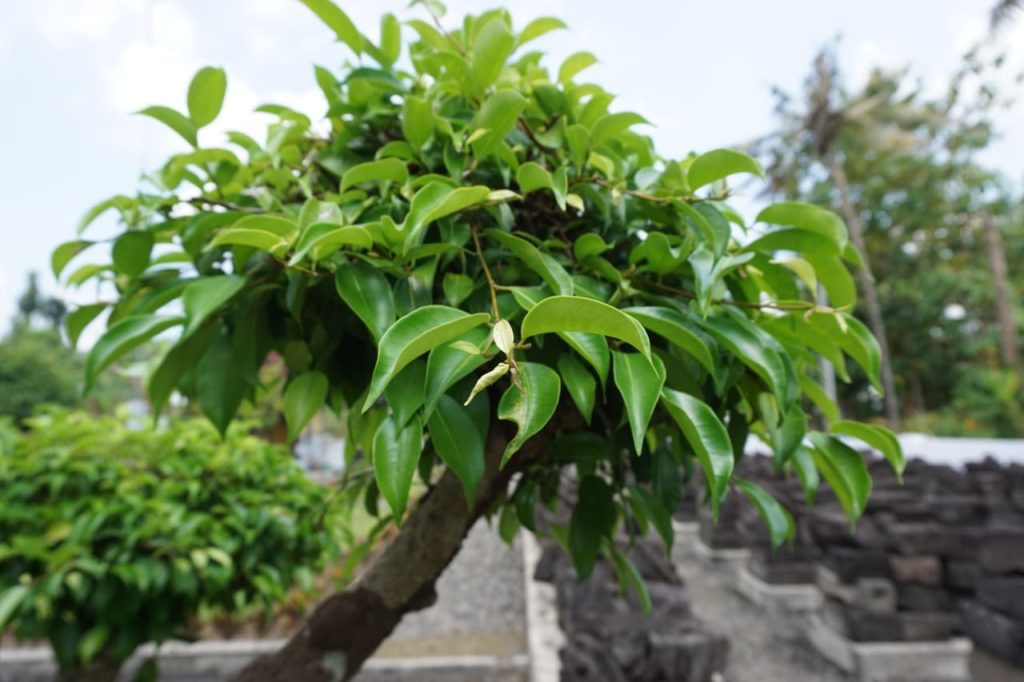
[0,410,335,682]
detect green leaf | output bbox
[335,261,396,341]
[384,360,427,429]
[133,659,158,682]
[768,403,807,467]
[0,585,28,630]
[136,106,198,146]
[591,112,647,145]
[613,351,665,455]
[624,306,718,384]
[187,66,227,127]
[521,295,651,359]
[701,310,796,408]
[289,224,372,264]
[807,253,856,308]
[486,230,573,295]
[559,51,597,83]
[516,162,553,194]
[573,233,609,260]
[196,333,247,435]
[373,415,423,519]
[809,313,882,392]
[756,202,848,251]
[734,478,794,549]
[65,303,107,349]
[428,395,486,504]
[77,625,110,663]
[558,353,596,424]
[402,95,434,148]
[497,361,561,466]
[210,215,299,256]
[379,13,402,64]
[470,89,529,158]
[149,322,218,420]
[471,17,514,90]
[86,315,183,392]
[832,420,905,481]
[569,475,616,578]
[792,446,820,506]
[340,158,409,192]
[403,183,491,250]
[660,388,734,517]
[687,148,765,191]
[808,432,871,523]
[112,231,154,277]
[442,272,475,307]
[298,0,363,54]
[52,241,94,279]
[284,371,329,442]
[182,275,245,339]
[364,306,490,411]
[608,546,652,615]
[424,328,490,418]
[800,375,841,423]
[517,16,567,45]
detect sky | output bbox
[0,0,1022,335]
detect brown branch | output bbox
[471,224,501,319]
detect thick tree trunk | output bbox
[232,405,566,682]
[983,211,1020,373]
[826,151,902,429]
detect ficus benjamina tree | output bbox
[54,1,904,679]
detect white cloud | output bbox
[33,0,145,45]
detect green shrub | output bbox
[0,409,334,679]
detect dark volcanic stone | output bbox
[961,600,1024,667]
[889,554,943,586]
[977,576,1024,621]
[977,531,1024,575]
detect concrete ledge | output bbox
[0,642,529,682]
[521,532,563,682]
[690,536,752,567]
[805,613,972,682]
[735,564,823,614]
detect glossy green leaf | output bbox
[196,334,247,436]
[335,260,396,341]
[428,395,485,504]
[112,231,154,277]
[0,585,28,630]
[687,148,765,191]
[289,224,372,264]
[734,478,794,549]
[701,311,796,408]
[379,13,402,64]
[756,201,848,251]
[470,89,528,158]
[402,95,434,148]
[442,272,475,307]
[521,296,651,359]
[624,306,718,384]
[613,351,665,455]
[573,233,610,260]
[284,370,329,442]
[298,0,363,54]
[660,388,734,517]
[558,51,597,83]
[181,275,245,338]
[497,361,561,466]
[364,306,490,411]
[608,547,652,615]
[486,230,573,294]
[373,415,423,519]
[148,322,218,420]
[471,17,514,90]
[569,475,616,578]
[340,158,409,192]
[591,112,647,145]
[136,106,197,146]
[209,227,287,255]
[808,432,871,523]
[187,66,227,128]
[517,16,567,45]
[558,352,596,424]
[832,420,905,481]
[404,183,490,249]
[424,328,490,417]
[384,359,427,429]
[52,240,95,279]
[65,303,107,349]
[792,446,820,506]
[86,315,182,392]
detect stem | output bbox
[471,225,501,319]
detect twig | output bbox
[471,224,501,319]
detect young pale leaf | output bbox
[521,296,651,360]
[364,306,490,411]
[187,66,227,128]
[493,319,515,355]
[284,370,329,441]
[756,202,848,251]
[831,420,905,481]
[624,306,718,384]
[569,476,616,578]
[557,353,596,424]
[424,328,490,417]
[486,230,573,294]
[517,16,567,45]
[335,261,396,341]
[51,240,95,279]
[373,415,423,520]
[298,0,364,54]
[136,106,198,146]
[379,13,401,64]
[734,478,794,549]
[181,275,246,339]
[808,432,872,523]
[687,148,765,191]
[613,351,666,455]
[340,158,409,192]
[402,95,434,148]
[85,315,184,392]
[497,361,561,466]
[591,112,648,145]
[428,395,486,505]
[112,231,154,277]
[464,362,509,406]
[660,388,734,518]
[558,51,597,83]
[471,17,514,91]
